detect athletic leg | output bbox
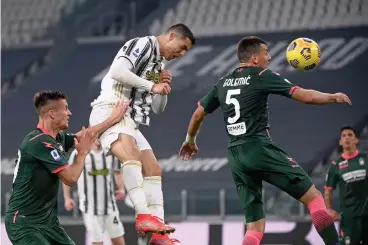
[136,130,179,244]
[5,222,51,245]
[228,145,265,245]
[90,107,172,236]
[111,133,149,215]
[106,211,126,245]
[82,212,104,245]
[137,130,164,221]
[258,141,340,245]
[338,215,362,245]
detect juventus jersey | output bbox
[68,149,121,215]
[91,36,164,126]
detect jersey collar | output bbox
[153,36,164,62]
[341,150,359,160]
[37,123,55,139]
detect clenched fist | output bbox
[160,70,172,85]
[151,83,171,95]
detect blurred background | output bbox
[1,0,368,244]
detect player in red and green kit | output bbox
[324,126,368,245]
[179,36,352,245]
[5,90,129,245]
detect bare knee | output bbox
[299,185,322,205]
[144,164,162,177]
[111,134,141,162]
[246,218,266,233]
[111,236,125,245]
[140,150,162,177]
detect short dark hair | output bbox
[340,125,358,138]
[167,23,196,45]
[237,36,267,62]
[34,90,67,115]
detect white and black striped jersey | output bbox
[68,149,121,215]
[91,36,164,126]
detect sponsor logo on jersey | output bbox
[341,169,366,183]
[359,157,365,165]
[227,122,246,136]
[145,71,160,83]
[338,159,349,169]
[88,169,109,176]
[51,149,61,161]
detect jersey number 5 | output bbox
[226,89,241,124]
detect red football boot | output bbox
[135,214,176,236]
[149,233,181,245]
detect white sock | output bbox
[122,161,150,215]
[143,176,164,221]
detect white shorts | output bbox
[82,211,125,242]
[89,105,151,154]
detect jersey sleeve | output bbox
[63,132,76,152]
[325,161,338,190]
[199,85,220,114]
[68,149,78,165]
[117,37,153,70]
[258,69,300,97]
[29,136,69,174]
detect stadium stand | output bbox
[2,0,69,47]
[1,47,50,81]
[149,0,368,37]
[1,0,368,228]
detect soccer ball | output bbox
[286,37,321,71]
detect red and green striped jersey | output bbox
[6,125,75,226]
[199,66,298,147]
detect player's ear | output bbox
[48,109,56,120]
[354,137,359,145]
[251,54,258,64]
[168,32,175,41]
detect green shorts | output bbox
[5,221,75,245]
[339,214,368,245]
[228,140,313,223]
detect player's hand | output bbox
[110,99,132,124]
[74,127,96,155]
[160,70,172,85]
[115,189,126,200]
[64,198,75,211]
[151,83,171,95]
[327,208,339,221]
[333,93,352,105]
[179,141,199,161]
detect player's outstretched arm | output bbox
[291,88,352,105]
[62,183,75,211]
[114,171,126,200]
[323,161,339,220]
[179,106,207,161]
[75,99,130,141]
